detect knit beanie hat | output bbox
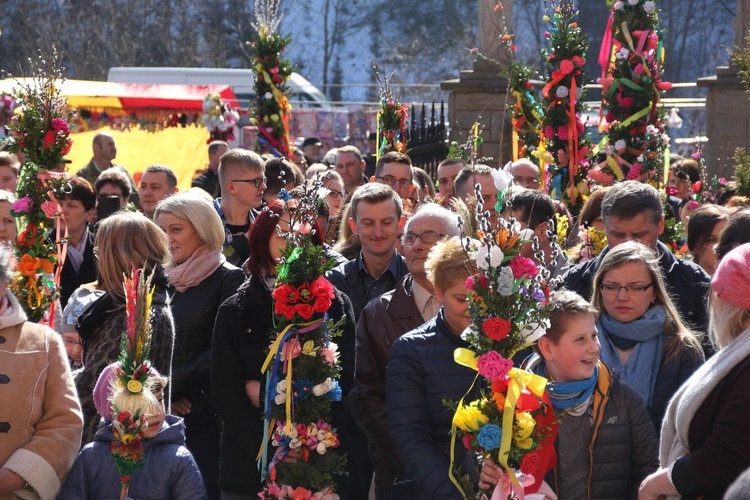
[93,362,162,420]
[712,242,750,309]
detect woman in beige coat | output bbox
[0,244,83,500]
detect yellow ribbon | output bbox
[453,348,548,486]
[607,155,625,181]
[512,130,519,161]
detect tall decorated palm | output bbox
[249,0,293,158]
[6,47,71,323]
[540,0,591,214]
[591,0,671,186]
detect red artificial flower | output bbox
[462,433,475,450]
[313,297,330,314]
[62,138,72,155]
[509,255,539,278]
[297,283,313,303]
[17,224,37,248]
[273,284,299,305]
[311,277,334,300]
[520,451,541,475]
[42,130,56,151]
[492,377,509,394]
[572,55,585,67]
[525,81,533,89]
[50,117,69,134]
[692,181,702,194]
[483,317,511,341]
[282,305,296,320]
[559,59,574,75]
[295,303,315,319]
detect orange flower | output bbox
[18,254,41,277]
[495,226,520,250]
[39,259,54,274]
[493,391,506,411]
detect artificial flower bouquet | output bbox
[202,93,240,143]
[451,217,558,499]
[372,62,408,156]
[260,198,346,499]
[7,47,72,323]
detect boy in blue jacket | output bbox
[59,364,207,499]
[479,291,658,499]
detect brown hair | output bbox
[591,241,702,358]
[375,151,412,179]
[349,182,403,221]
[544,290,599,344]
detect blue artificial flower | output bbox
[293,378,314,401]
[477,423,503,451]
[326,381,342,401]
[277,188,292,201]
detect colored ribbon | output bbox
[599,10,614,79]
[452,348,548,487]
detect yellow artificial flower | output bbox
[453,400,489,432]
[126,380,143,394]
[514,411,536,450]
[301,340,319,356]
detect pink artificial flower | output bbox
[572,55,585,67]
[50,118,69,134]
[544,125,555,139]
[477,351,514,381]
[626,163,642,180]
[40,200,59,219]
[509,255,539,279]
[559,59,574,74]
[558,126,569,140]
[12,196,33,213]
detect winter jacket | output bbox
[649,342,704,431]
[0,292,83,500]
[525,356,659,500]
[75,268,175,445]
[59,415,207,499]
[325,251,409,320]
[385,311,477,500]
[561,241,711,337]
[350,274,425,485]
[170,261,244,414]
[211,275,355,495]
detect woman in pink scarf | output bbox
[155,190,245,500]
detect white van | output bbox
[107,67,330,108]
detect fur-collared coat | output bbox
[0,292,83,500]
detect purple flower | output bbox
[532,288,546,302]
[12,197,33,214]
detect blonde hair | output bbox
[426,237,476,293]
[591,241,702,358]
[709,291,750,349]
[153,191,225,252]
[96,212,169,300]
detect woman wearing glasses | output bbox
[590,241,704,431]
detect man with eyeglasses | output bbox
[216,148,267,267]
[350,203,459,499]
[562,181,711,352]
[325,183,408,500]
[371,151,414,201]
[508,158,541,190]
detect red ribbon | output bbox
[599,10,614,79]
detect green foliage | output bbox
[733,148,750,197]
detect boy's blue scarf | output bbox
[536,362,598,412]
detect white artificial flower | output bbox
[474,244,504,270]
[313,378,335,397]
[628,0,639,5]
[555,86,570,98]
[637,154,645,162]
[662,134,671,146]
[492,167,514,192]
[604,145,614,156]
[264,92,273,100]
[461,325,479,341]
[517,228,535,242]
[614,1,624,10]
[497,267,515,296]
[317,187,331,199]
[615,139,627,151]
[615,47,630,60]
[643,1,656,13]
[520,318,551,346]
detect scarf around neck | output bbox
[167,245,224,293]
[536,361,598,412]
[598,305,665,408]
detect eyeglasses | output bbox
[231,176,267,189]
[403,230,445,246]
[514,175,540,186]
[600,283,654,295]
[327,188,343,199]
[63,338,83,347]
[377,175,412,189]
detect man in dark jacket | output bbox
[350,203,460,499]
[561,181,711,350]
[192,140,228,199]
[325,183,407,499]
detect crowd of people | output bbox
[1,130,750,500]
